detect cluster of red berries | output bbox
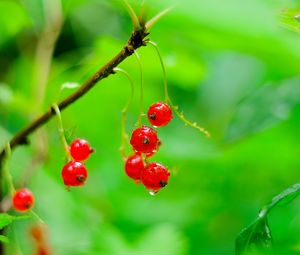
[125,102,173,194]
[61,139,93,187]
[11,139,93,213]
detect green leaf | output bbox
[0,235,9,243]
[236,217,273,255]
[0,213,31,230]
[280,8,300,33]
[236,183,300,254]
[226,77,300,142]
[0,214,14,229]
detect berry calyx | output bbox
[130,126,159,154]
[12,188,35,212]
[62,161,88,187]
[125,154,145,181]
[147,102,173,127]
[69,138,93,161]
[141,162,170,192]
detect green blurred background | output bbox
[1,0,300,254]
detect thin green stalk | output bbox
[133,51,144,127]
[148,41,211,138]
[145,6,173,30]
[121,0,141,30]
[114,67,134,160]
[51,104,71,160]
[3,143,16,196]
[30,210,45,224]
[147,41,169,101]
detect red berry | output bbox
[12,188,35,212]
[144,139,161,158]
[62,161,88,186]
[69,138,92,161]
[141,162,170,191]
[30,225,43,242]
[37,246,49,255]
[125,154,145,180]
[147,102,173,127]
[130,126,159,154]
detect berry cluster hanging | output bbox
[125,102,173,194]
[62,139,94,187]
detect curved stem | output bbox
[147,41,169,101]
[3,144,16,196]
[121,0,141,30]
[133,50,144,127]
[51,104,71,161]
[148,41,211,138]
[0,28,149,162]
[114,68,135,160]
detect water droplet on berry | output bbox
[149,190,157,196]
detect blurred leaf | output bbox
[0,235,9,243]
[280,8,300,33]
[225,77,300,142]
[236,217,273,255]
[137,224,187,255]
[0,84,13,106]
[0,214,15,229]
[0,1,29,45]
[236,183,300,255]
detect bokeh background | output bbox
[1,0,300,254]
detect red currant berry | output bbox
[30,225,43,243]
[12,188,35,212]
[130,126,159,154]
[125,154,145,180]
[69,138,93,161]
[141,162,170,191]
[145,139,161,158]
[62,161,88,187]
[147,102,173,127]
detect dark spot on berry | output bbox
[76,175,86,183]
[149,113,156,120]
[25,202,31,209]
[142,137,150,144]
[159,180,168,187]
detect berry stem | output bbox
[121,0,141,30]
[31,210,45,224]
[147,41,169,102]
[3,143,16,196]
[133,50,144,127]
[147,41,211,138]
[51,104,72,160]
[113,67,135,160]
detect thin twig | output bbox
[0,29,149,162]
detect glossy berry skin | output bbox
[69,139,92,161]
[12,188,35,212]
[130,126,159,154]
[125,154,145,180]
[141,162,170,191]
[62,161,88,186]
[147,102,173,127]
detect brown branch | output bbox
[0,29,149,162]
[0,25,148,255]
